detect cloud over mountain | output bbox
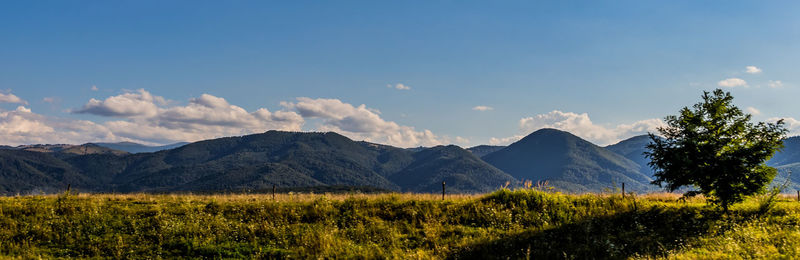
[282,97,443,147]
[56,90,445,147]
[490,110,663,146]
[73,91,305,144]
[0,106,119,146]
[770,117,800,136]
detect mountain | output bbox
[0,131,511,194]
[94,142,190,154]
[107,131,412,192]
[768,136,800,166]
[605,134,800,176]
[605,135,800,191]
[0,150,96,194]
[482,128,654,193]
[390,145,516,193]
[467,145,505,158]
[605,135,656,177]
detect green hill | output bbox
[0,150,95,194]
[390,145,516,193]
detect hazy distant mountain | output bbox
[605,135,800,191]
[467,145,505,158]
[94,142,189,154]
[606,134,800,176]
[390,145,516,193]
[482,128,655,192]
[768,136,800,166]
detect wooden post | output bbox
[272,185,276,201]
[442,181,446,200]
[66,183,71,195]
[622,182,625,198]
[796,190,799,202]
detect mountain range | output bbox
[1,130,799,195]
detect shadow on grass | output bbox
[450,205,718,259]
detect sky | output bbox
[2,1,800,148]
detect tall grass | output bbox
[0,190,798,259]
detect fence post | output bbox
[272,185,276,201]
[796,190,799,202]
[442,181,446,200]
[621,182,625,198]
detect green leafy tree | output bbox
[646,89,787,211]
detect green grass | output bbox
[1,190,799,259]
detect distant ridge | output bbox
[467,145,505,158]
[768,136,800,166]
[605,135,656,178]
[94,142,190,154]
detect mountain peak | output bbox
[482,128,653,192]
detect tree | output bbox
[646,89,787,211]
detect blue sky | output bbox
[1,1,799,147]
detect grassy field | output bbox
[1,189,799,259]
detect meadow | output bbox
[1,189,799,259]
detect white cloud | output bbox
[718,78,748,88]
[768,117,800,137]
[282,97,443,147]
[0,92,27,105]
[0,106,123,146]
[453,136,470,145]
[387,83,411,90]
[67,90,305,144]
[472,106,493,111]
[745,66,762,74]
[73,89,161,117]
[42,97,57,103]
[745,107,761,116]
[91,85,99,91]
[8,90,446,147]
[768,80,784,88]
[489,135,526,146]
[489,110,664,146]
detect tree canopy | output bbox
[646,89,787,210]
